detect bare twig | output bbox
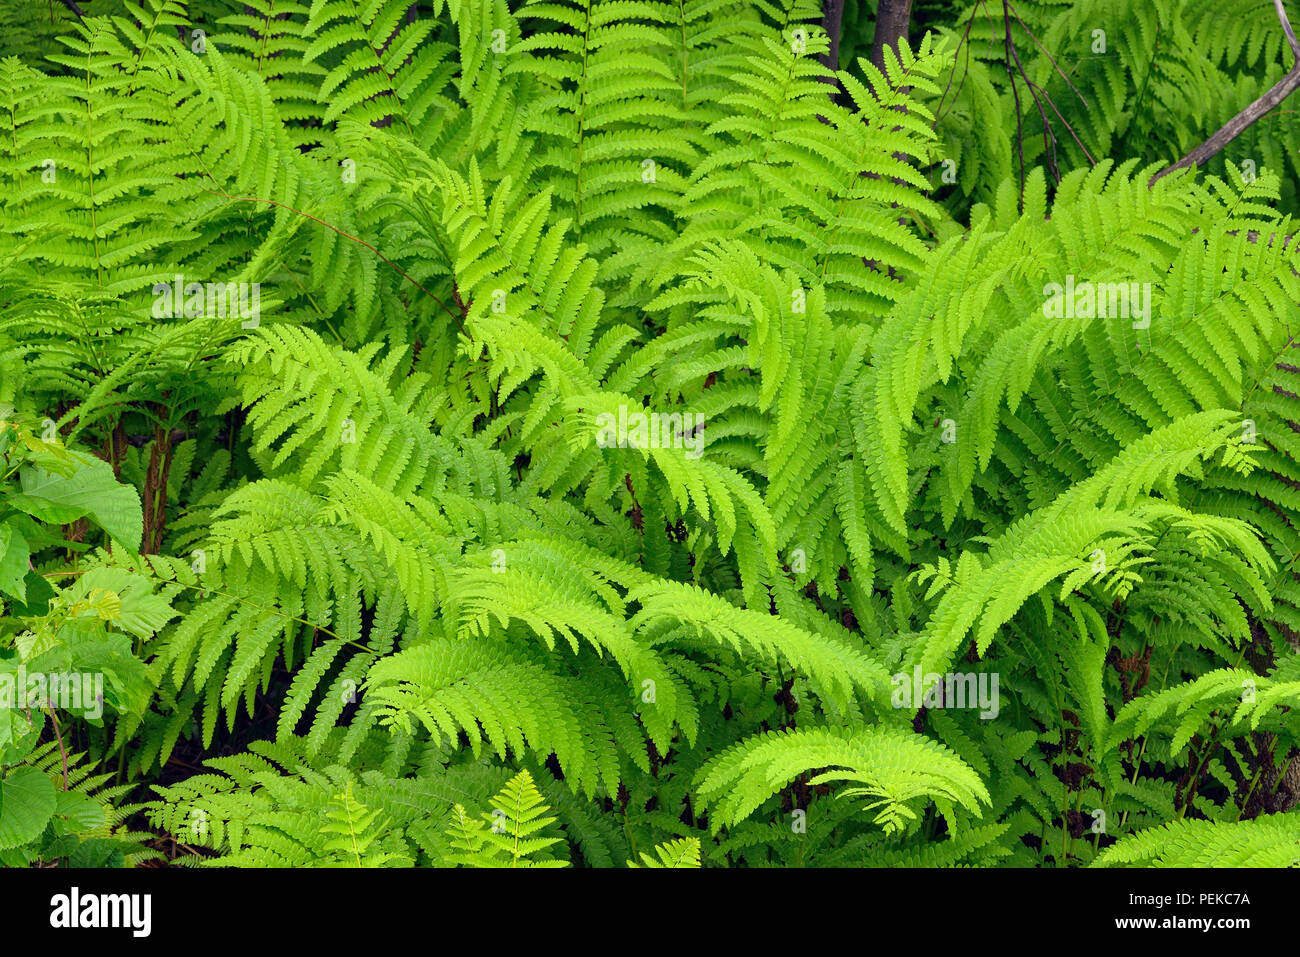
[1280,0,1300,59]
[935,6,980,123]
[1002,2,1026,209]
[56,0,86,18]
[1004,0,1060,183]
[1006,0,1090,111]
[1151,0,1300,185]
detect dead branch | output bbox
[1151,0,1300,185]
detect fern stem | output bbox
[46,704,70,789]
[1235,734,1279,821]
[43,568,374,655]
[193,186,467,333]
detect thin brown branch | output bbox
[1002,2,1026,209]
[935,7,980,123]
[1004,0,1060,183]
[1151,0,1300,185]
[1280,0,1300,60]
[1032,78,1096,165]
[1006,0,1089,111]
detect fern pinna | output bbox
[0,0,1299,870]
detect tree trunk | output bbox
[819,0,845,74]
[870,0,914,73]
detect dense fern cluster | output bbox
[1,0,1299,869]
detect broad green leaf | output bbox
[6,455,142,548]
[0,522,29,601]
[0,767,57,850]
